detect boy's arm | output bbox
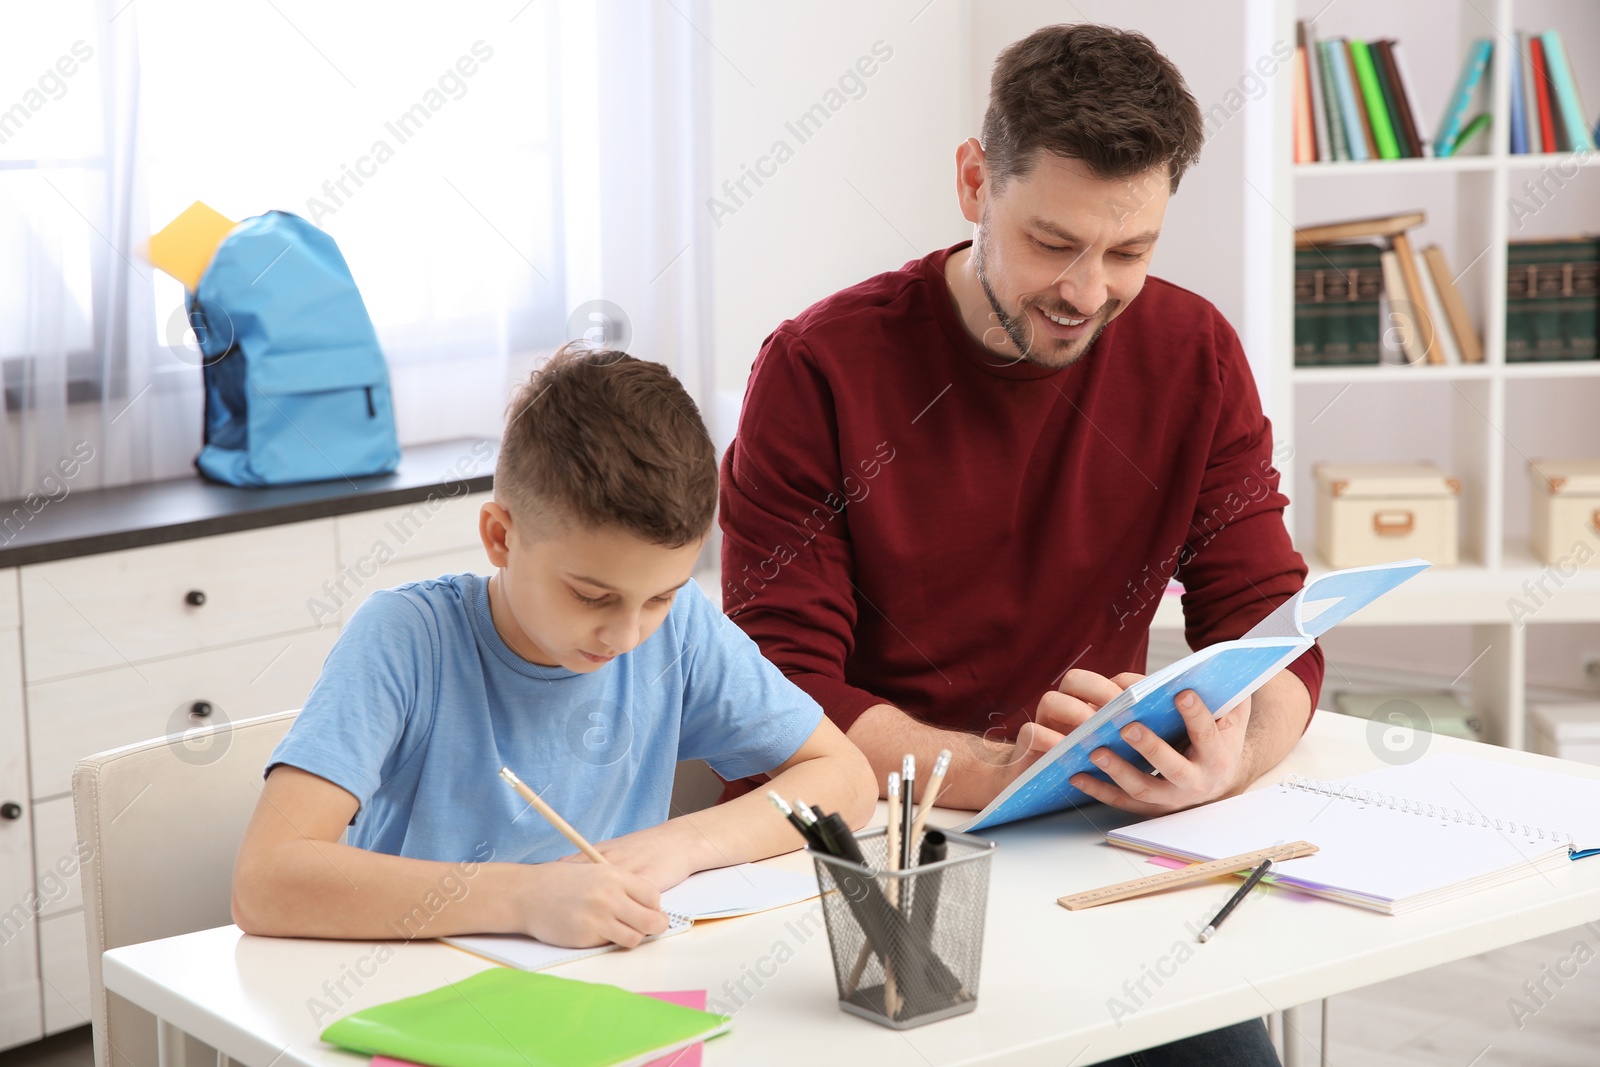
[579,716,875,889]
[232,765,670,947]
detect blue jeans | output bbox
[1089,1019,1281,1067]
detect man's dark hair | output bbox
[981,23,1203,193]
[496,343,716,547]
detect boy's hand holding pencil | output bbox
[499,766,673,949]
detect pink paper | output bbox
[640,991,707,1067]
[369,990,709,1067]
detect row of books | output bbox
[1293,213,1598,366]
[1292,24,1487,162]
[1293,212,1481,367]
[1509,31,1596,155]
[1508,238,1598,361]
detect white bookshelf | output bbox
[1233,0,1600,747]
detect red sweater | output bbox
[720,243,1322,751]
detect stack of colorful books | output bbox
[1509,31,1595,155]
[1506,238,1599,361]
[1293,23,1496,162]
[1294,212,1483,368]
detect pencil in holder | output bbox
[809,826,996,1029]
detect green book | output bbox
[320,969,732,1067]
[1367,42,1411,157]
[1348,40,1402,160]
[1295,244,1384,365]
[1572,251,1599,360]
[1507,239,1600,361]
[1317,40,1350,161]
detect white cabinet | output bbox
[0,573,42,1049]
[0,488,491,1050]
[38,911,89,1034]
[332,492,493,622]
[21,522,338,681]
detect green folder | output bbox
[1348,40,1401,160]
[320,968,732,1067]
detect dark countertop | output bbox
[0,438,496,568]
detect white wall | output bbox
[706,0,971,447]
[966,1,1257,336]
[707,0,1273,435]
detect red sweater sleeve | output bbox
[719,331,886,732]
[1176,312,1324,719]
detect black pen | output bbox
[899,754,916,871]
[768,791,823,850]
[820,812,867,866]
[1197,859,1273,942]
[798,799,841,855]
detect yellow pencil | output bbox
[498,766,608,865]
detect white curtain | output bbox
[1,0,713,502]
[559,0,717,435]
[0,0,168,499]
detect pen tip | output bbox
[1198,926,1214,943]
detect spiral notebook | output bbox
[1106,754,1600,915]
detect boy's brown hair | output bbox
[496,344,716,547]
[982,23,1203,193]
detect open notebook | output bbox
[1105,754,1600,915]
[954,559,1430,832]
[443,863,818,970]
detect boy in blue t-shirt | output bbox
[232,345,875,949]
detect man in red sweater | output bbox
[720,24,1314,1064]
[722,23,1320,817]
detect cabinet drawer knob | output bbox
[185,590,207,607]
[0,802,21,820]
[190,700,213,718]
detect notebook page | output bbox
[1336,754,1600,848]
[443,910,691,971]
[1106,768,1566,909]
[660,864,818,919]
[1244,559,1430,640]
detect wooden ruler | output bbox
[1057,841,1319,911]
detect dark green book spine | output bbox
[1507,239,1598,361]
[1295,244,1385,366]
[1568,242,1598,360]
[1368,42,1411,157]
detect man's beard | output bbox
[972,225,1115,369]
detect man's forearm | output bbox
[846,703,1011,809]
[1238,667,1314,789]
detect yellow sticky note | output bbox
[148,201,237,290]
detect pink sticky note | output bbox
[369,990,709,1067]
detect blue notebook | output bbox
[953,559,1430,832]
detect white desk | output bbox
[103,713,1600,1066]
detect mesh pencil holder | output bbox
[809,827,997,1029]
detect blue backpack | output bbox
[187,211,400,486]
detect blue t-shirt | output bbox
[268,573,822,864]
